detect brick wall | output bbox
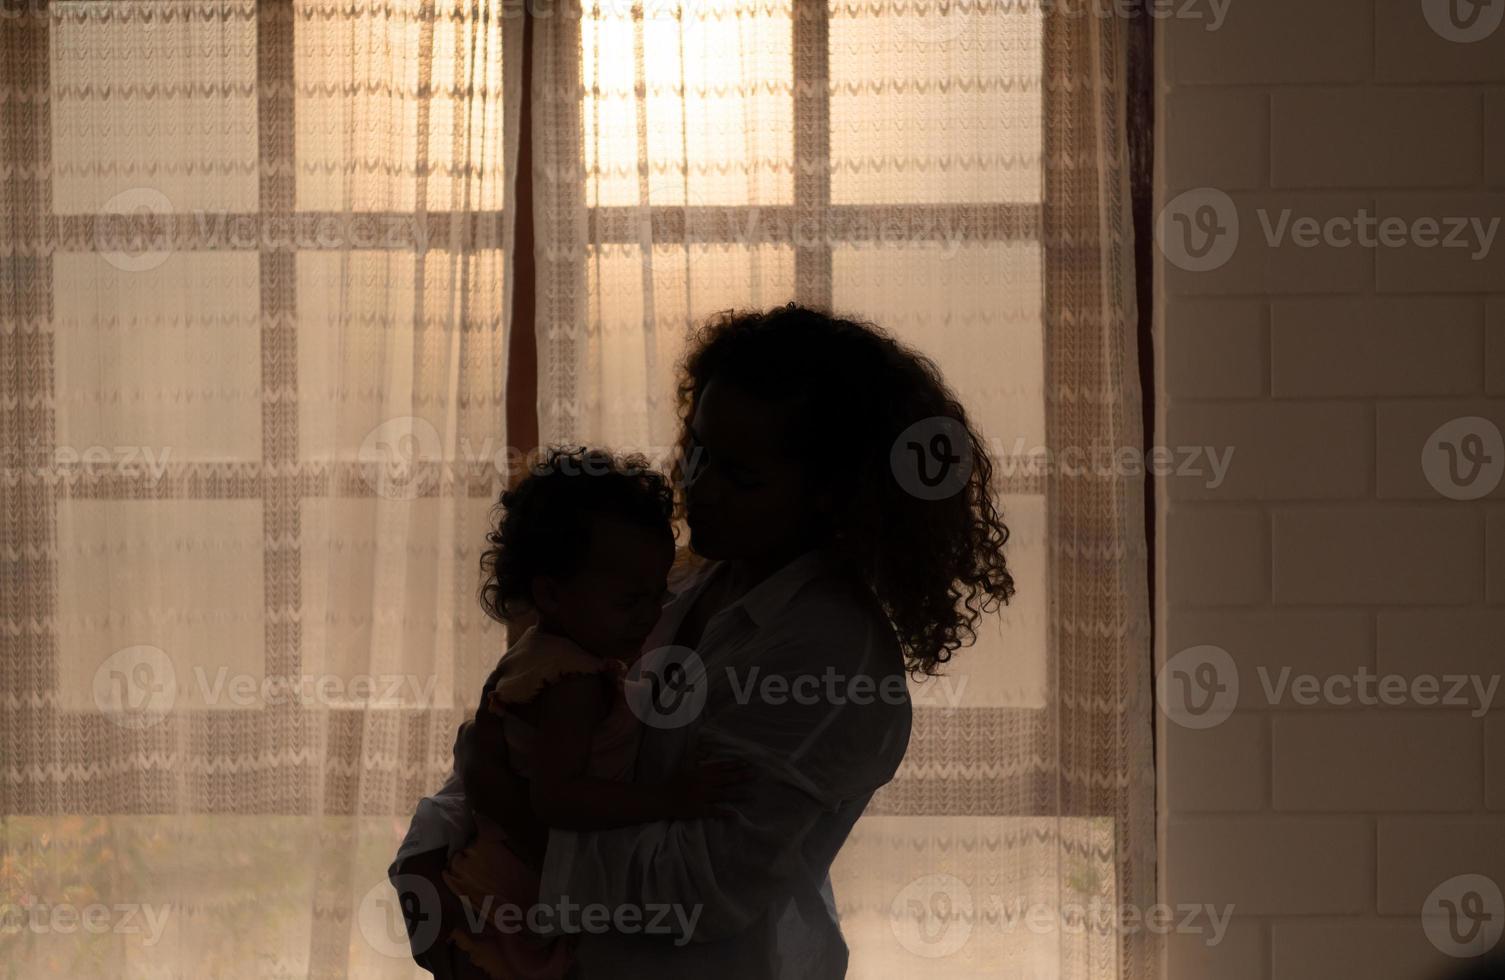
[1157,1,1505,977]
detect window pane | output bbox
[835,242,1045,708]
[300,496,500,710]
[830,0,1044,205]
[831,815,1117,978]
[56,500,267,716]
[50,1,260,214]
[1,815,415,979]
[583,0,794,208]
[833,242,1044,452]
[53,252,263,463]
[908,494,1046,710]
[297,249,507,467]
[579,242,795,449]
[296,0,507,211]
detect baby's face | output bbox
[550,516,675,661]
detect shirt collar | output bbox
[719,547,836,628]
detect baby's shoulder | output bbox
[489,629,612,709]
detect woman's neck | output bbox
[722,547,805,599]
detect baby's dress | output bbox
[442,627,641,980]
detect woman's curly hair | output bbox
[675,304,1015,676]
[478,446,674,622]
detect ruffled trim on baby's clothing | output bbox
[487,627,616,708]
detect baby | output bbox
[442,446,744,979]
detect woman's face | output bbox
[682,379,827,566]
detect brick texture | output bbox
[1162,2,1504,974]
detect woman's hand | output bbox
[391,845,466,966]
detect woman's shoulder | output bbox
[667,545,714,594]
[773,564,903,665]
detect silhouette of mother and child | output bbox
[390,304,1017,979]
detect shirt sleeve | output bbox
[539,574,911,946]
[388,768,473,879]
[388,657,513,878]
[538,773,829,942]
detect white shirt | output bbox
[390,548,912,978]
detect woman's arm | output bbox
[537,769,847,943]
[529,674,748,828]
[534,607,913,946]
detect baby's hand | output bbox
[663,759,755,818]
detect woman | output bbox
[391,304,1016,978]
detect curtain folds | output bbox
[4,3,518,976]
[534,2,1155,978]
[2,1,1153,977]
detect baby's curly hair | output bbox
[478,446,674,622]
[676,304,1016,676]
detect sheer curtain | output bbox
[3,2,516,976]
[3,1,1152,977]
[532,2,1154,978]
